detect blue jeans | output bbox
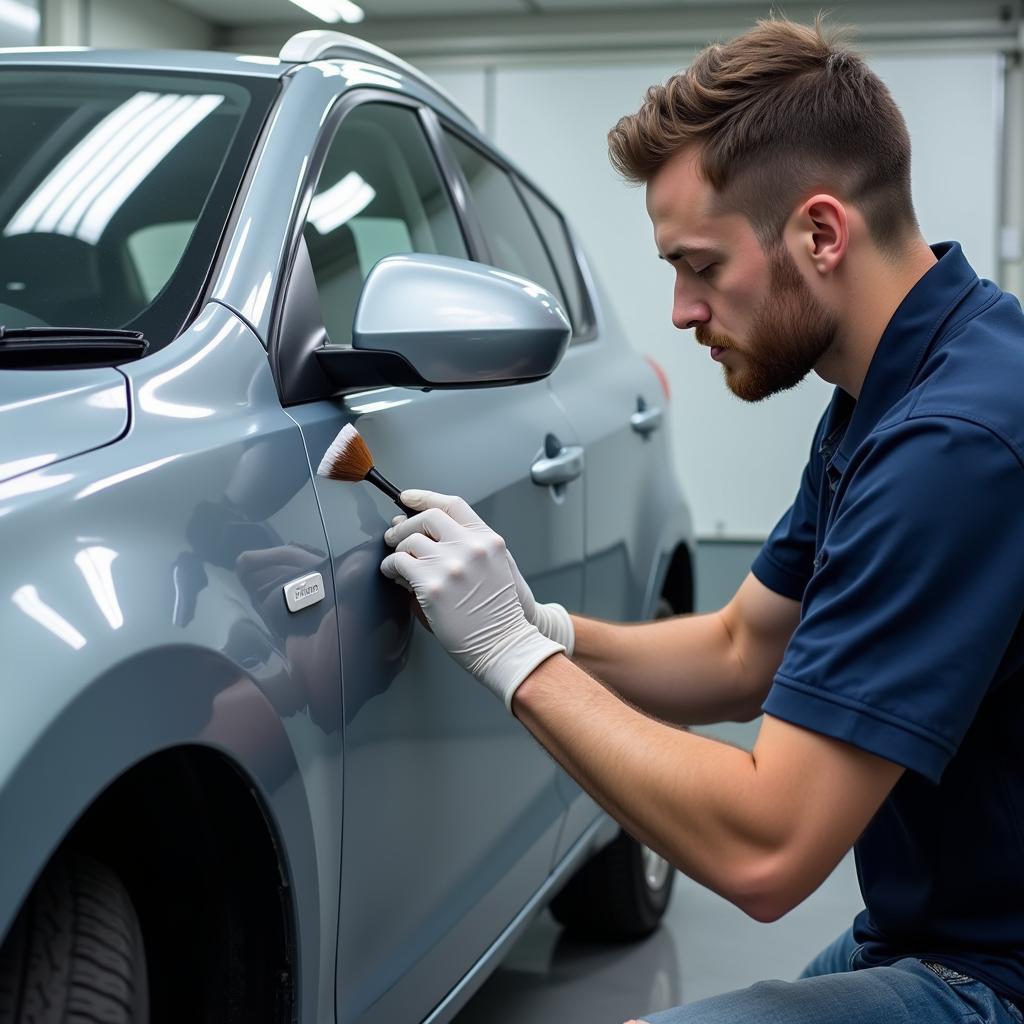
[638,926,1024,1023]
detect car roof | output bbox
[0,46,292,78]
[0,32,474,127]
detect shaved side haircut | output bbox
[608,18,919,254]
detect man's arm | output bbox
[380,492,904,920]
[512,654,904,921]
[570,572,801,727]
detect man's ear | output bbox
[794,194,848,276]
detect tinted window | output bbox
[517,181,591,338]
[443,130,568,318]
[0,69,274,346]
[305,103,466,345]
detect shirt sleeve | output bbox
[763,415,1024,783]
[750,412,828,601]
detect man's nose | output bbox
[672,296,711,331]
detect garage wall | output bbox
[41,0,214,48]
[88,0,213,48]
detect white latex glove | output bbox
[387,490,575,656]
[380,489,566,709]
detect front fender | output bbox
[0,304,343,1022]
[0,644,314,934]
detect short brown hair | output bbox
[608,18,918,253]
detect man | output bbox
[380,17,1024,1024]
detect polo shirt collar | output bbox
[834,241,978,463]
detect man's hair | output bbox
[607,18,918,253]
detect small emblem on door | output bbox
[283,572,325,613]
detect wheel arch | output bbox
[660,542,696,615]
[0,645,322,1022]
[67,745,297,1023]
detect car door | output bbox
[504,173,675,853]
[278,97,585,1023]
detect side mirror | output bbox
[315,254,571,391]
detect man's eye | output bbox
[695,264,717,280]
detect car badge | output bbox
[283,572,325,612]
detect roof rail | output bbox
[279,30,472,124]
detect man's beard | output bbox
[696,246,838,402]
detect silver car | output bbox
[0,30,695,1024]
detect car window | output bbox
[0,69,274,347]
[442,130,570,325]
[126,221,194,302]
[304,103,466,346]
[516,180,593,341]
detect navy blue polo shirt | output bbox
[752,242,1024,1005]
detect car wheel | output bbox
[0,853,148,1023]
[549,829,675,940]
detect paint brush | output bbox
[317,424,415,516]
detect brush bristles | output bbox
[317,423,374,482]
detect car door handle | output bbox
[630,406,663,437]
[531,445,585,486]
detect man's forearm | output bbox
[511,652,781,917]
[569,611,764,726]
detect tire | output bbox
[0,853,149,1024]
[549,829,675,941]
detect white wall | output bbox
[430,53,1003,538]
[47,0,215,49]
[88,0,213,48]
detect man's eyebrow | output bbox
[658,245,721,263]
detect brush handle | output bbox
[366,467,416,517]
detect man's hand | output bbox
[388,490,575,653]
[380,489,565,708]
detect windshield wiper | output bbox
[0,326,148,368]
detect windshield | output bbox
[0,67,278,347]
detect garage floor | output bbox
[455,844,862,1023]
[455,543,867,1023]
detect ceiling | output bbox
[167,0,760,28]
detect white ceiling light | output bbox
[286,0,364,24]
[288,0,364,24]
[333,0,364,22]
[0,0,40,34]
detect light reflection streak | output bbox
[347,398,412,415]
[137,318,235,418]
[0,471,73,501]
[12,585,86,649]
[74,546,123,630]
[75,455,180,499]
[308,172,375,235]
[0,453,56,478]
[0,383,96,413]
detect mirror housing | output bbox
[315,253,571,391]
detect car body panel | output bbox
[0,367,128,483]
[0,41,695,1024]
[287,377,585,1023]
[0,303,342,1022]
